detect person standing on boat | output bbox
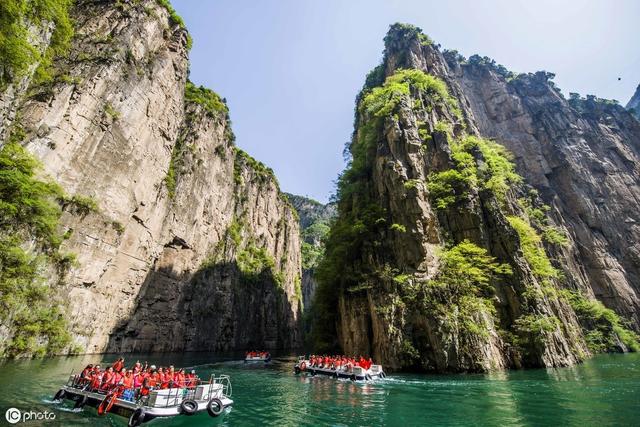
[175,368,186,388]
[112,357,125,372]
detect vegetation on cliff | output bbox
[561,290,639,353]
[0,0,74,88]
[0,139,75,357]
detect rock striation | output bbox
[0,0,301,356]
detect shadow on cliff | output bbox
[105,260,301,354]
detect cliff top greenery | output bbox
[0,0,74,88]
[185,81,228,116]
[384,23,433,48]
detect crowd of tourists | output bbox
[245,351,270,359]
[306,355,374,371]
[75,357,200,401]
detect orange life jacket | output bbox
[122,375,134,389]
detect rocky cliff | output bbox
[313,24,639,372]
[284,193,335,311]
[0,0,302,357]
[628,84,640,119]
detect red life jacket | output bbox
[122,375,134,389]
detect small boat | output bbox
[293,356,386,381]
[52,373,233,426]
[244,352,271,363]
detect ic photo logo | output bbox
[5,407,56,424]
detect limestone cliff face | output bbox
[1,0,301,355]
[284,193,335,311]
[628,84,640,119]
[316,24,638,372]
[453,57,640,329]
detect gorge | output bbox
[0,1,639,375]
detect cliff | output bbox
[314,24,639,372]
[628,84,640,119]
[0,0,302,357]
[284,193,335,314]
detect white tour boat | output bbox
[52,373,233,426]
[244,353,271,363]
[293,356,386,381]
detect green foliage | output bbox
[0,142,64,247]
[390,223,406,233]
[233,147,276,185]
[384,23,433,47]
[427,135,521,210]
[104,102,120,120]
[0,0,74,88]
[431,240,512,297]
[185,81,228,116]
[61,194,98,216]
[301,241,323,270]
[467,136,521,201]
[514,314,560,343]
[363,69,459,120]
[561,290,639,353]
[237,243,277,282]
[427,169,468,209]
[0,142,73,357]
[111,220,124,234]
[419,241,511,342]
[506,216,558,279]
[164,134,187,198]
[543,227,569,246]
[403,179,421,190]
[156,0,184,27]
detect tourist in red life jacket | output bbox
[133,361,141,374]
[100,367,114,390]
[159,368,170,389]
[89,370,102,390]
[111,368,124,387]
[175,368,186,388]
[133,371,143,389]
[80,364,93,379]
[112,357,124,372]
[140,377,151,396]
[122,370,134,393]
[186,370,197,389]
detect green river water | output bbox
[0,352,638,426]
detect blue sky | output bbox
[172,0,640,203]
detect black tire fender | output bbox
[207,398,224,417]
[53,389,66,401]
[180,398,198,416]
[128,408,145,427]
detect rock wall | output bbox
[284,193,336,310]
[317,24,638,372]
[1,0,302,355]
[628,84,640,119]
[452,56,640,328]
